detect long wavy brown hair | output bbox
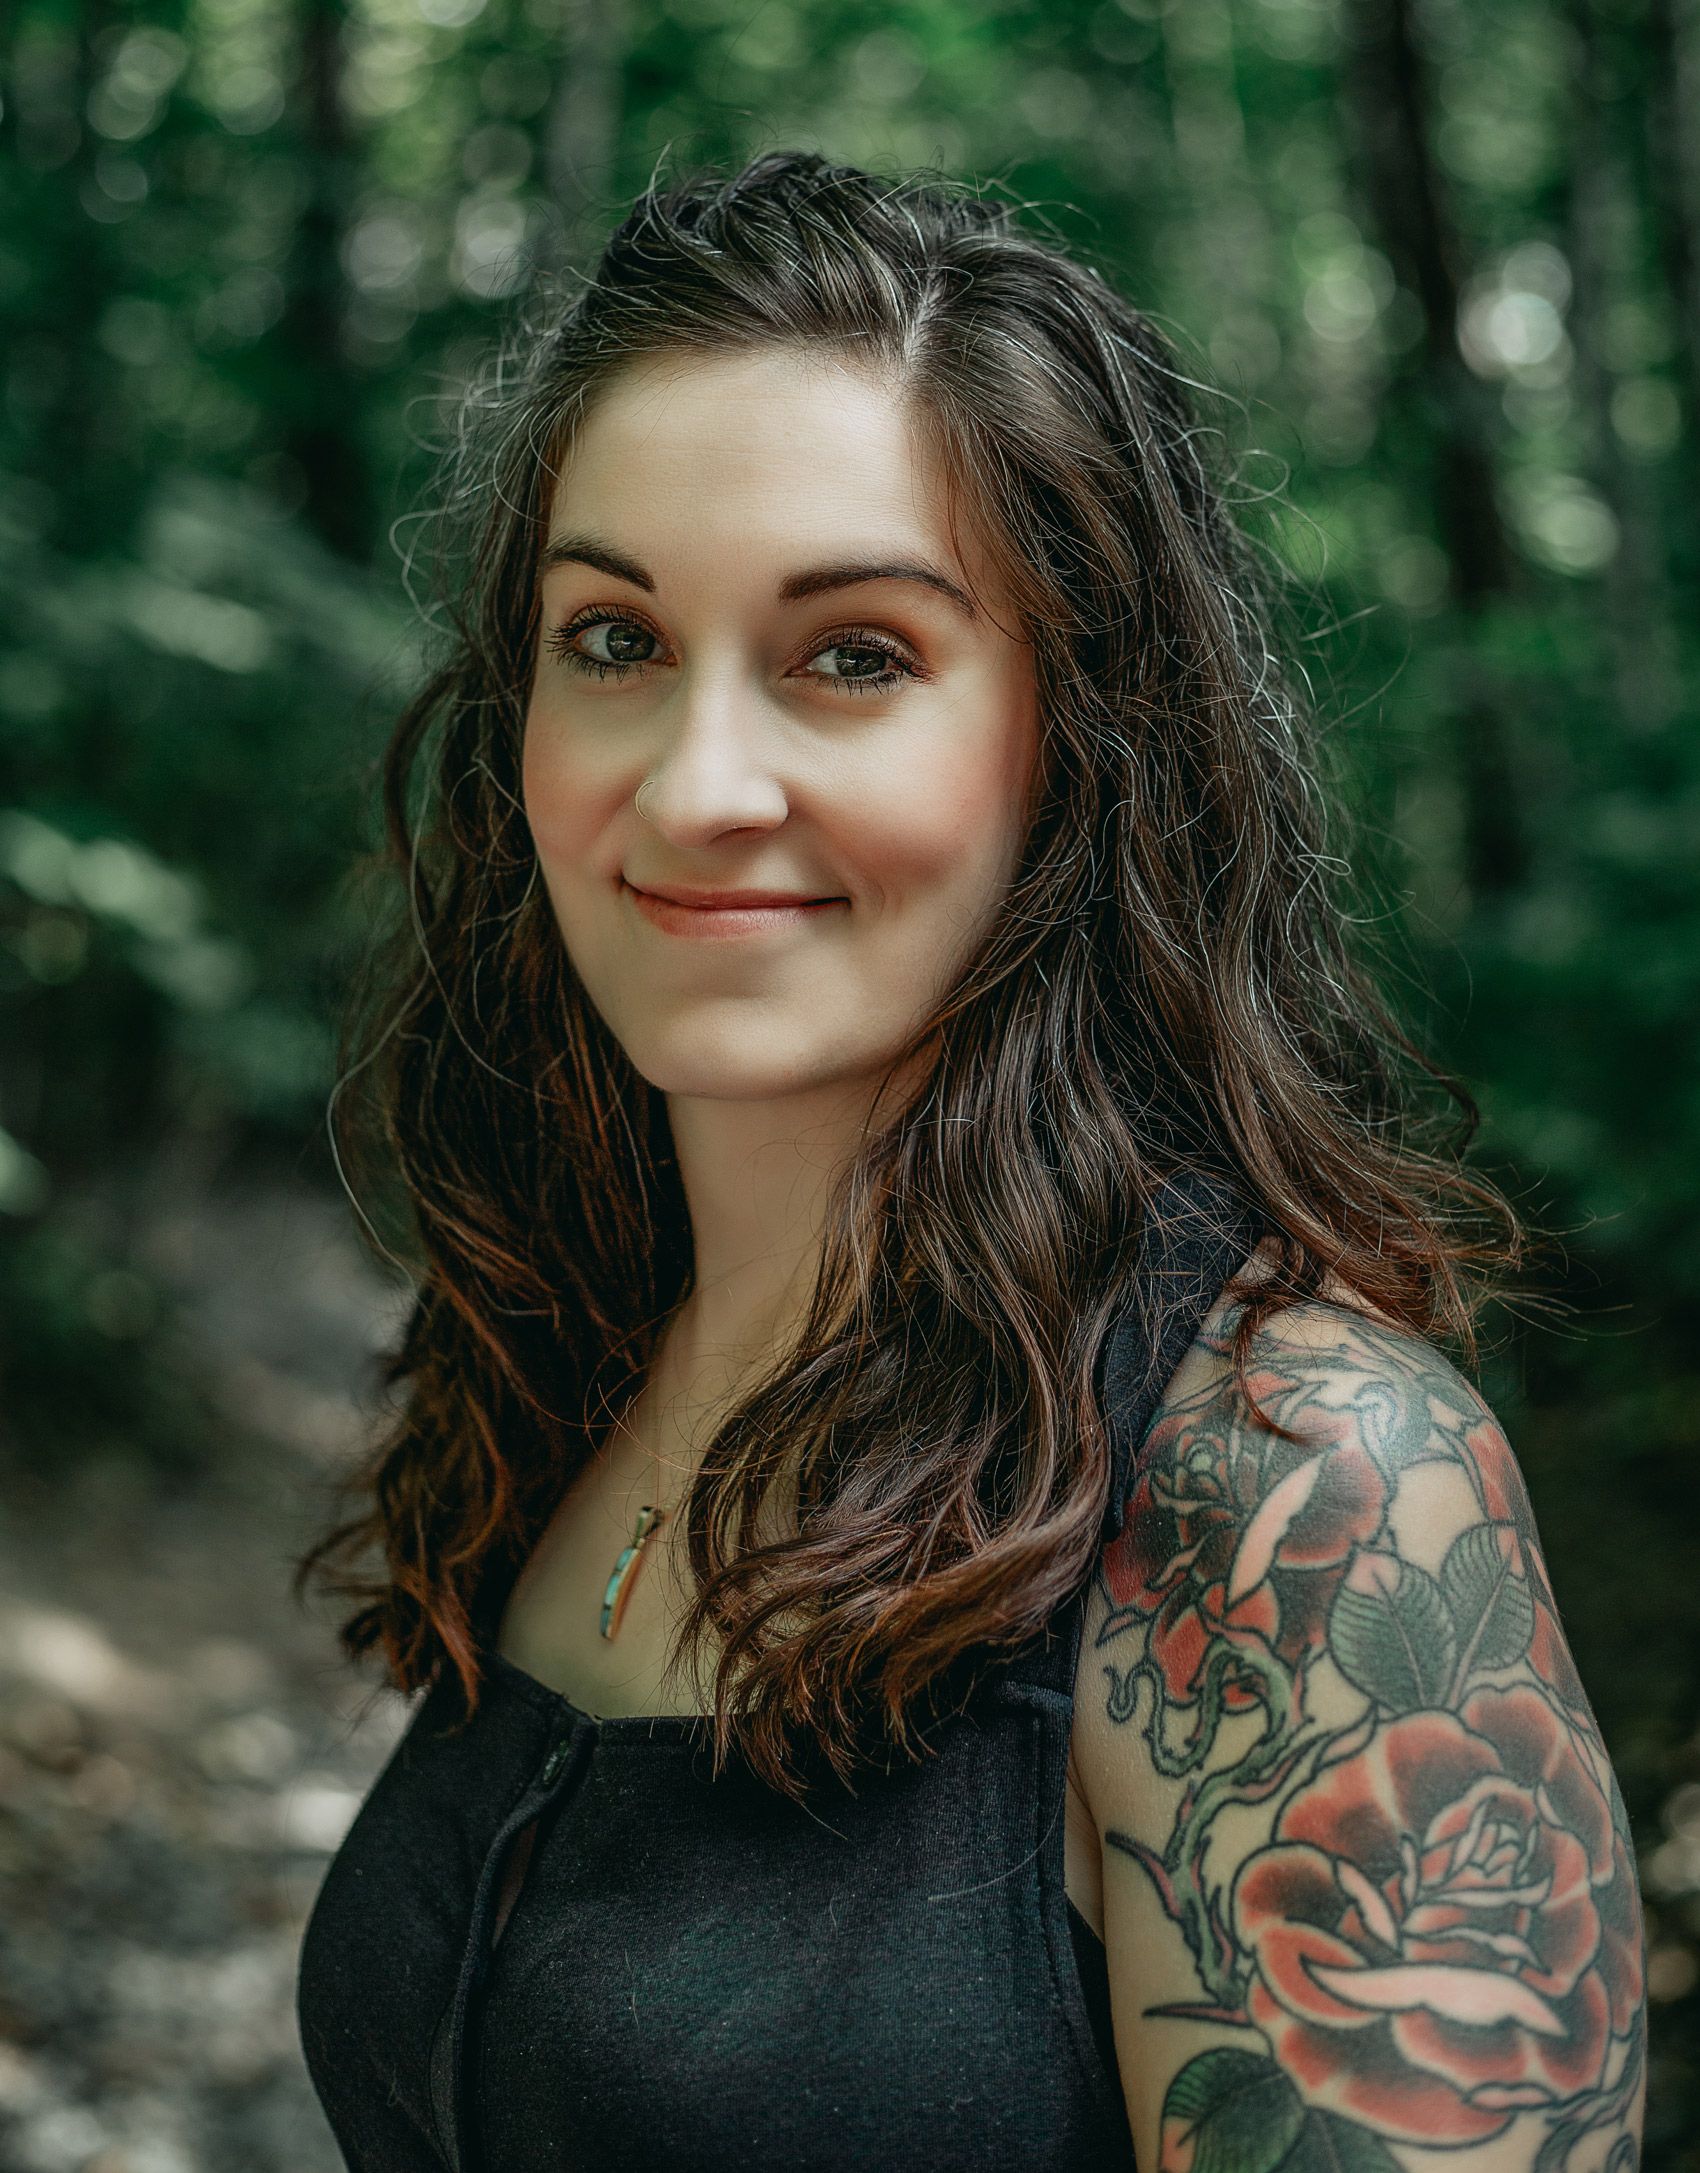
[294,148,1531,1801]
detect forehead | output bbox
[543,347,979,580]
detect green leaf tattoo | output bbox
[1162,2050,1306,2173]
[1440,1519,1536,1680]
[1279,2110,1404,2173]
[1325,1549,1456,1712]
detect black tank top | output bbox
[296,1178,1260,2172]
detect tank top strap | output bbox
[992,1169,1268,1705]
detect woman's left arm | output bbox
[1074,1298,1648,2173]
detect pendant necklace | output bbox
[599,1405,668,1641]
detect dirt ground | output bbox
[0,1181,415,2173]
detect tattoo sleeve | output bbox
[1083,1302,1647,2173]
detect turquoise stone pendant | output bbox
[600,1504,666,1639]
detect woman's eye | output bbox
[802,636,918,694]
[586,621,660,667]
[544,615,662,677]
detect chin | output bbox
[616,1026,857,1104]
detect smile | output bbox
[623,883,847,939]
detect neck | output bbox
[653,1061,917,1430]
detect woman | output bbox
[294,151,1646,2173]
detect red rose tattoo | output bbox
[1097,1306,1644,2173]
[1232,1688,1643,2143]
[1103,1373,1388,1709]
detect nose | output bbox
[631,664,791,843]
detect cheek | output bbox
[521,717,598,866]
[840,764,1029,973]
[891,785,1014,891]
[867,697,1035,897]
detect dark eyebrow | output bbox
[537,533,980,621]
[538,536,655,592]
[775,559,979,621]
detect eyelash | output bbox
[541,610,924,697]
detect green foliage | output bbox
[0,462,413,1449]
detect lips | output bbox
[627,882,838,909]
[623,880,846,939]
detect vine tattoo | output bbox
[1093,1305,1646,2173]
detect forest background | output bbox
[1,0,1697,2167]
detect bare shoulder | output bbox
[1071,1261,1647,2173]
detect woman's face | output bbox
[522,346,1039,1109]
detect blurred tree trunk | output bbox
[0,10,18,167]
[276,0,370,561]
[1157,0,1276,321]
[1564,0,1679,735]
[36,0,123,553]
[534,0,628,275]
[1339,0,1527,904]
[1642,0,1700,559]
